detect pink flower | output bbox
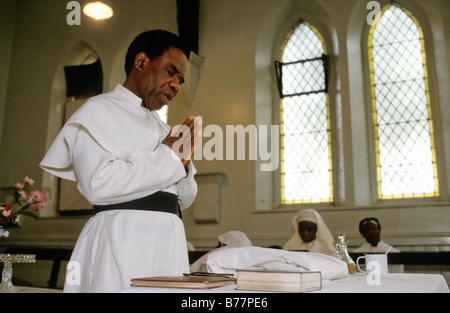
[2,177,47,231]
[13,182,25,190]
[18,190,27,199]
[27,191,47,210]
[24,176,35,186]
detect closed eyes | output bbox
[166,66,185,85]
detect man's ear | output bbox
[134,52,148,71]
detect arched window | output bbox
[368,4,439,199]
[275,21,333,204]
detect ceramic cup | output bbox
[356,253,388,275]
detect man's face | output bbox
[298,221,317,243]
[137,47,188,111]
[361,221,381,246]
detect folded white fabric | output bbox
[205,246,348,280]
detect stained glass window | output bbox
[368,4,439,199]
[277,21,333,204]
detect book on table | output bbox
[235,270,322,292]
[130,275,236,289]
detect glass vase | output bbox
[0,254,36,293]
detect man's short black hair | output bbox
[124,29,190,76]
[359,217,381,234]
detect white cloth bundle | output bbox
[205,246,348,280]
[190,230,253,273]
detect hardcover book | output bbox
[236,270,322,292]
[130,275,236,289]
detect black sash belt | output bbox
[93,191,181,219]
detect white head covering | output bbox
[189,230,252,273]
[218,230,252,247]
[283,209,335,255]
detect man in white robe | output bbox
[353,218,404,273]
[40,30,202,292]
[353,218,400,253]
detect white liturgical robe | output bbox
[352,241,400,253]
[40,84,197,292]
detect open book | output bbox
[130,275,236,289]
[236,270,322,292]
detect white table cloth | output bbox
[315,273,449,293]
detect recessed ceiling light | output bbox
[83,1,113,20]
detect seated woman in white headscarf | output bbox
[189,230,253,273]
[283,209,336,256]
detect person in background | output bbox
[353,217,400,253]
[189,230,253,273]
[283,209,335,256]
[353,217,404,273]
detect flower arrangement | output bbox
[0,177,47,237]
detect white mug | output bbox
[356,253,388,275]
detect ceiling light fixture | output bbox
[83,1,113,20]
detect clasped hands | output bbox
[162,115,203,168]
